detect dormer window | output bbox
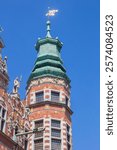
[51,91,60,102]
[35,91,44,102]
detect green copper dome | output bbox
[27,21,70,85]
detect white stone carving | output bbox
[12,77,20,94]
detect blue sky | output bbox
[0,0,99,150]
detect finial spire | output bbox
[46,20,51,38]
[45,8,59,38]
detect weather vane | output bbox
[46,7,59,20]
[45,8,59,38]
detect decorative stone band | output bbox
[26,76,70,95]
[27,70,70,87]
[28,101,73,115]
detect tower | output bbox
[26,20,73,150]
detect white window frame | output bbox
[51,90,61,102]
[33,119,44,150]
[51,119,62,150]
[35,90,44,103]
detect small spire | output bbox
[45,8,59,38]
[46,20,51,38]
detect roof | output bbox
[27,21,70,87]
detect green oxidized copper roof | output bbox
[27,21,70,86]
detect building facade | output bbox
[0,38,29,150]
[0,20,73,150]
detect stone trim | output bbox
[28,101,73,115]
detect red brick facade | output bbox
[26,76,72,150]
[0,39,30,149]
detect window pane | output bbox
[51,91,59,102]
[34,139,43,150]
[35,131,43,138]
[67,143,71,150]
[1,119,5,131]
[66,97,69,106]
[35,120,43,138]
[36,92,44,102]
[67,134,70,142]
[51,129,61,138]
[67,125,70,133]
[51,139,61,150]
[51,120,60,128]
[2,109,6,118]
[35,120,43,128]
